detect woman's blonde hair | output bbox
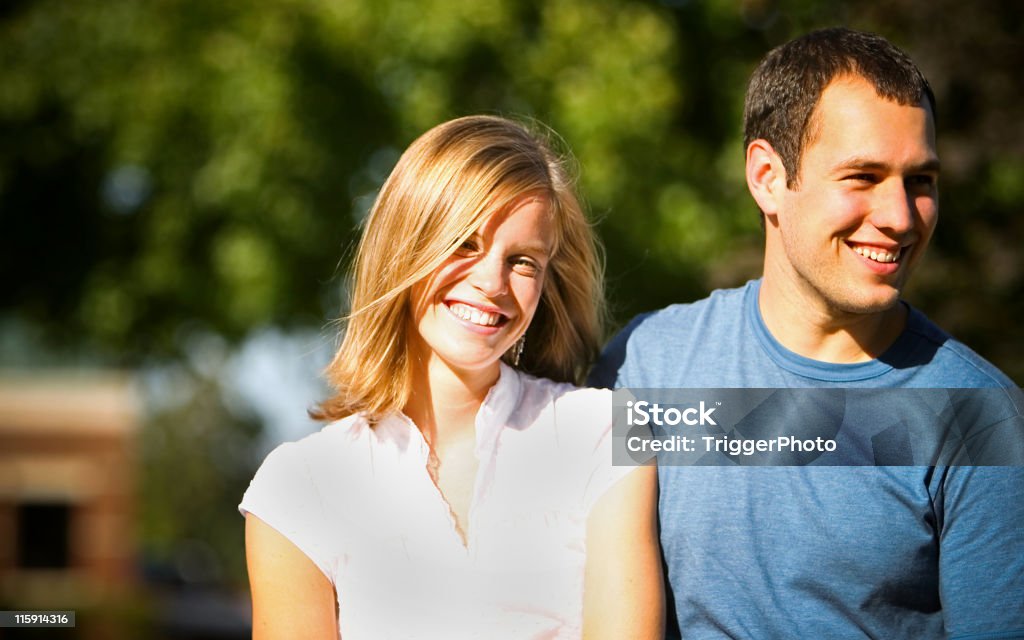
[314,115,605,422]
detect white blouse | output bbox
[239,363,632,639]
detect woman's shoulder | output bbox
[505,372,622,505]
[512,370,612,435]
[257,413,375,477]
[517,370,611,409]
[292,412,369,447]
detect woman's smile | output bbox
[410,196,552,376]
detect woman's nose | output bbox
[468,253,509,297]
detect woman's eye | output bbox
[456,240,478,254]
[511,256,541,275]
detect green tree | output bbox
[4,0,1021,380]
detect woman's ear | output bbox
[745,139,788,223]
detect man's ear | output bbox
[745,139,788,222]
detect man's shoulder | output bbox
[619,282,751,345]
[899,305,1017,387]
[589,283,754,388]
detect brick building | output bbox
[0,372,138,610]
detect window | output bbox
[16,502,71,569]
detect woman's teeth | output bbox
[852,245,901,264]
[449,303,503,326]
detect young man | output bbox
[591,28,1024,638]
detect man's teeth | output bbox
[852,245,901,264]
[449,303,502,326]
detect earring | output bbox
[511,335,526,367]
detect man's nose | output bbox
[871,178,918,235]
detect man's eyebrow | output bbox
[911,158,942,173]
[833,157,941,173]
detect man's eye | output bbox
[845,173,879,183]
[906,174,936,187]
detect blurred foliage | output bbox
[1,0,1023,590]
[141,365,262,588]
[2,0,1022,378]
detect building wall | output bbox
[0,372,138,609]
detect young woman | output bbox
[240,115,662,639]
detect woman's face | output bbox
[410,195,554,379]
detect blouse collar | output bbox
[474,362,523,456]
[382,362,524,460]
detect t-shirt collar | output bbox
[747,278,894,382]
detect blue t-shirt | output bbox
[590,280,1024,639]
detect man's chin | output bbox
[820,279,905,316]
[833,291,902,316]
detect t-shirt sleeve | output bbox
[587,313,650,389]
[239,441,333,580]
[938,466,1024,637]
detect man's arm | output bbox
[938,466,1024,638]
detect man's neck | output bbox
[758,274,908,364]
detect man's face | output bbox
[769,75,939,316]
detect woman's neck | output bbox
[404,355,500,448]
